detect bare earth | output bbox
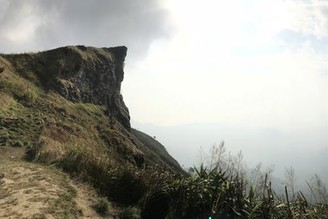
[0,147,114,219]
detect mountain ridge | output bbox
[2,45,131,130]
[0,45,186,217]
[0,44,183,179]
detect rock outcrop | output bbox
[3,45,131,130]
[0,45,184,174]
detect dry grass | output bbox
[0,47,183,218]
[0,160,78,218]
[0,147,108,219]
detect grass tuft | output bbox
[93,197,110,216]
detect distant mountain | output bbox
[132,121,328,184]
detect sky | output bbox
[1,0,328,182]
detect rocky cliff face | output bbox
[3,45,131,130]
[0,45,183,174]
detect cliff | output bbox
[2,46,130,130]
[0,45,182,173]
[0,46,184,216]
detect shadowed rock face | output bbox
[3,45,131,130]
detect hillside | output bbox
[0,46,183,218]
[1,46,328,219]
[0,146,105,218]
[0,45,182,171]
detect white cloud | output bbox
[0,0,172,57]
[279,0,328,38]
[124,0,328,132]
[0,1,43,45]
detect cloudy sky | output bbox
[1,0,328,180]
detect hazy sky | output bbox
[125,0,328,132]
[1,0,328,180]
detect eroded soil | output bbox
[0,147,115,219]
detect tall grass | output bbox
[160,143,328,218]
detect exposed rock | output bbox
[0,45,184,173]
[3,45,131,130]
[108,93,130,130]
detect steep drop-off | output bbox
[0,46,184,217]
[0,45,182,175]
[2,46,130,130]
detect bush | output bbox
[168,165,246,219]
[56,145,148,206]
[141,188,171,219]
[119,207,141,219]
[106,170,148,205]
[93,198,110,216]
[22,87,38,104]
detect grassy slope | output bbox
[0,49,183,171]
[0,147,108,219]
[132,128,182,171]
[0,49,183,215]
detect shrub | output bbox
[93,198,110,216]
[106,170,148,205]
[168,164,247,219]
[141,188,171,219]
[54,144,148,205]
[119,207,141,219]
[22,87,38,104]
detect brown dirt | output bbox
[0,147,116,219]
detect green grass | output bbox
[140,144,328,219]
[0,99,44,148]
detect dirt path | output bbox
[0,147,115,219]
